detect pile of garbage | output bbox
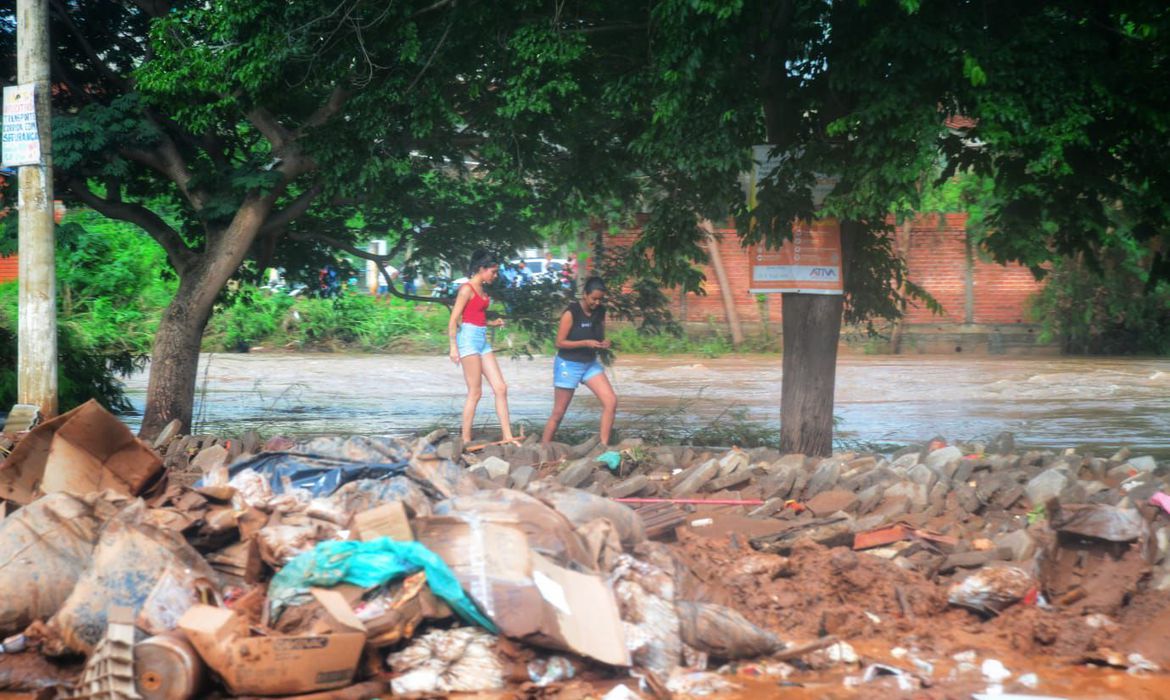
[1,400,1168,699]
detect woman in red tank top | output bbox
[447,250,515,444]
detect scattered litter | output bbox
[527,655,576,686]
[846,663,919,691]
[1151,492,1170,516]
[948,565,1037,614]
[982,658,1011,683]
[387,628,505,694]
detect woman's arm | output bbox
[448,285,472,363]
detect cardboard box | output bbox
[351,501,414,542]
[415,516,630,666]
[0,400,162,504]
[178,599,366,697]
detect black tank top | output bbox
[558,302,606,363]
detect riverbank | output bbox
[119,353,1170,458]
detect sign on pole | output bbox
[749,219,844,295]
[2,84,41,167]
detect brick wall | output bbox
[0,255,16,284]
[602,213,1043,328]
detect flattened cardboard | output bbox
[352,501,414,542]
[178,604,365,697]
[415,515,630,666]
[0,400,162,504]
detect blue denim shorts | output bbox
[554,355,605,389]
[457,324,493,357]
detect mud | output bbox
[663,531,1170,699]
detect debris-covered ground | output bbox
[1,399,1169,699]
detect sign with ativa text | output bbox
[2,84,41,167]
[749,219,844,295]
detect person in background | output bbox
[448,250,516,444]
[402,264,418,296]
[516,260,532,287]
[541,276,617,446]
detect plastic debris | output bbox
[597,451,623,471]
[202,450,409,498]
[948,565,1037,614]
[387,628,505,694]
[266,537,496,632]
[675,601,785,659]
[527,656,576,686]
[982,658,1011,683]
[1151,492,1170,516]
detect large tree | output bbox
[600,0,1170,455]
[5,0,646,438]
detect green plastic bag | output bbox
[597,450,622,472]
[268,538,497,633]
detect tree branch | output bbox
[50,0,131,90]
[295,84,351,136]
[120,138,208,211]
[411,0,456,19]
[289,230,450,306]
[68,179,195,273]
[246,107,295,153]
[260,184,325,234]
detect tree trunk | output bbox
[139,278,215,439]
[138,199,272,439]
[700,220,744,346]
[780,292,844,456]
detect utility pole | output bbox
[16,0,58,416]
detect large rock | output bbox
[671,458,720,497]
[883,481,929,511]
[805,489,859,517]
[995,529,1038,562]
[804,458,843,499]
[1025,468,1072,505]
[924,446,964,473]
[479,456,511,480]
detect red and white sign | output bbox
[749,219,843,295]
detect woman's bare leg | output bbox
[542,387,576,444]
[460,354,483,442]
[583,372,617,446]
[479,352,515,441]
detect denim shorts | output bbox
[456,323,493,357]
[554,355,605,389]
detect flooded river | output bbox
[121,353,1170,455]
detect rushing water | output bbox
[118,352,1170,456]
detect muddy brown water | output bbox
[120,353,1170,456]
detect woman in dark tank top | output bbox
[541,277,618,446]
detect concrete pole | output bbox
[17,0,58,416]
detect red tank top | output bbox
[461,284,490,326]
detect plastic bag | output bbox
[200,451,409,498]
[43,501,220,656]
[267,538,496,633]
[0,492,125,635]
[327,476,433,518]
[675,601,785,659]
[948,565,1037,614]
[387,628,505,694]
[611,554,681,679]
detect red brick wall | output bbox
[0,255,16,284]
[602,213,1043,327]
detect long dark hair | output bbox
[583,276,607,295]
[468,249,497,277]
